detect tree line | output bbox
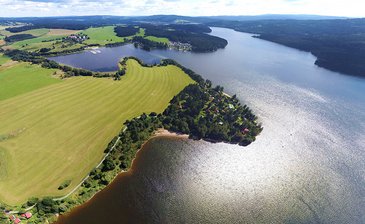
[114,26,139,37]
[4,34,35,42]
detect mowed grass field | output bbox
[0,60,60,101]
[0,59,194,205]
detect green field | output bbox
[145,35,169,43]
[0,59,194,205]
[0,61,60,101]
[4,26,168,53]
[9,35,65,51]
[81,26,126,45]
[0,54,10,65]
[0,28,50,37]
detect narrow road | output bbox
[53,127,126,201]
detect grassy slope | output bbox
[0,61,60,101]
[81,26,125,45]
[0,59,194,205]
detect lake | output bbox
[55,28,365,223]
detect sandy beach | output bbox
[153,128,189,139]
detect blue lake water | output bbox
[56,28,365,224]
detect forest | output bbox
[4,34,35,42]
[140,24,228,52]
[209,19,365,77]
[132,36,167,51]
[114,26,139,37]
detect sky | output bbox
[0,0,363,18]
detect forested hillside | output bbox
[210,19,365,77]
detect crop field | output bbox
[0,28,50,37]
[0,59,194,205]
[48,29,80,36]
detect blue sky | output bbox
[0,0,363,17]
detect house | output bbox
[9,215,16,221]
[25,212,32,219]
[14,217,21,224]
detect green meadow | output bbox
[0,61,60,101]
[81,26,126,45]
[145,35,169,43]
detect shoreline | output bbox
[55,128,189,223]
[152,128,189,139]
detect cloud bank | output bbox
[0,0,363,17]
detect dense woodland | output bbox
[132,36,167,51]
[140,24,228,52]
[114,26,139,37]
[210,19,365,77]
[4,34,35,42]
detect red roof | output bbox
[25,212,32,219]
[9,215,15,221]
[14,218,21,224]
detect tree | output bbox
[102,158,115,172]
[206,79,212,88]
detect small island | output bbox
[0,53,261,223]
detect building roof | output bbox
[25,212,32,219]
[14,218,21,224]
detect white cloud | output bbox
[0,0,363,17]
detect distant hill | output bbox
[204,14,349,21]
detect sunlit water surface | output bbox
[56,28,365,224]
